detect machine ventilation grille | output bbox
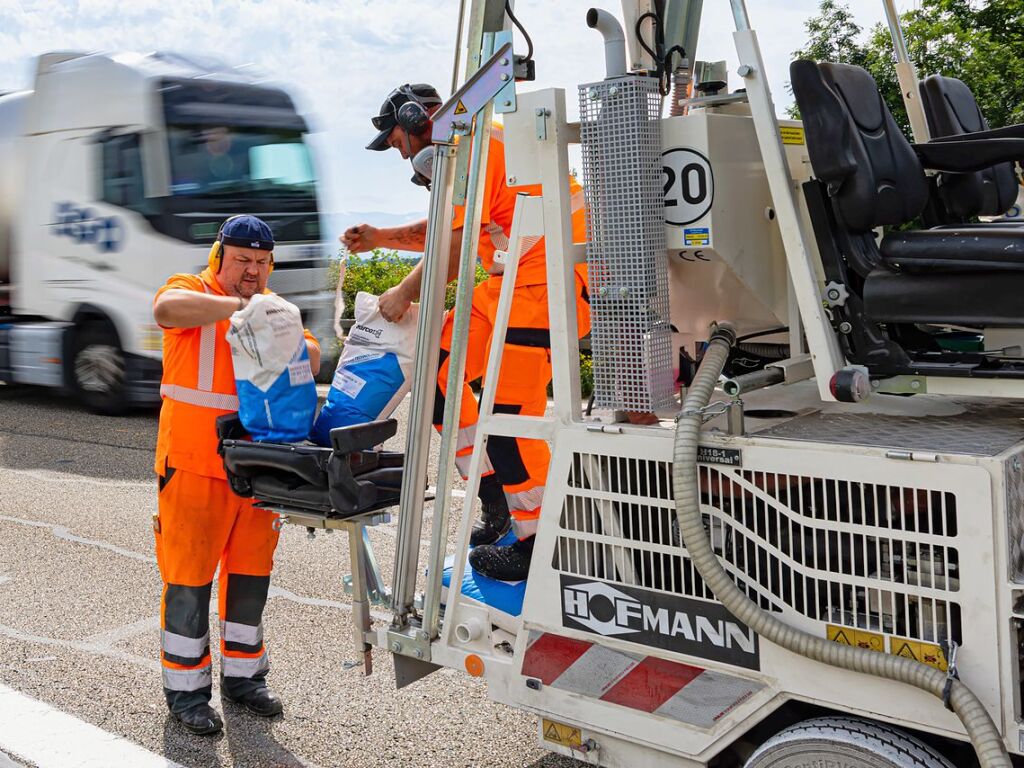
[553,452,962,647]
[578,75,675,412]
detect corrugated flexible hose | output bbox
[671,324,1010,768]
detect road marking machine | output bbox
[219,1,1024,765]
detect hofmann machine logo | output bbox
[560,575,760,670]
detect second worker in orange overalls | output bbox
[342,84,590,582]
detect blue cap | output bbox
[219,215,275,251]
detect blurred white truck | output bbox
[0,51,334,413]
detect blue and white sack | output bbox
[227,293,317,443]
[310,291,418,446]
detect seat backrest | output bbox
[919,74,1019,219]
[791,60,929,234]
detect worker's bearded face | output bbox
[216,245,272,298]
[386,125,430,160]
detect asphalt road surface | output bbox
[0,383,581,768]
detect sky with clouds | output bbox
[0,0,912,223]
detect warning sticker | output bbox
[827,624,884,653]
[683,227,711,247]
[454,99,468,115]
[780,126,806,145]
[542,719,582,748]
[889,637,948,671]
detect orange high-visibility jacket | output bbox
[153,268,319,480]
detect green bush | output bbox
[327,249,592,399]
[329,249,487,320]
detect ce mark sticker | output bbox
[662,148,714,226]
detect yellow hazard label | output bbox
[889,636,948,671]
[542,719,582,748]
[826,624,884,653]
[780,126,806,145]
[454,99,468,115]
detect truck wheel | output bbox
[72,323,126,415]
[744,716,955,768]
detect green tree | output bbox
[790,0,1024,132]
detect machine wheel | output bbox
[71,322,127,415]
[744,717,955,768]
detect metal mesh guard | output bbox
[580,76,674,412]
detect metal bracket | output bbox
[342,527,391,606]
[385,626,433,664]
[534,107,551,140]
[871,375,928,395]
[431,40,514,145]
[493,30,517,114]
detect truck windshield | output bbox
[166,126,315,200]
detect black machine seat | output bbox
[880,228,1024,273]
[865,269,1024,327]
[792,58,1024,378]
[217,415,404,518]
[919,74,1021,221]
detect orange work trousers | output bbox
[154,466,280,713]
[435,275,591,539]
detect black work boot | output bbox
[176,702,223,735]
[469,535,535,581]
[470,475,511,546]
[222,685,284,718]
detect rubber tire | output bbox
[71,322,127,416]
[744,716,956,768]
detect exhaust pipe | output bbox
[586,8,627,79]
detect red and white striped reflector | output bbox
[522,631,763,728]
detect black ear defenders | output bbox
[395,85,431,136]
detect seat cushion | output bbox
[880,228,1024,273]
[864,267,1024,327]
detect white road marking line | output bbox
[0,467,154,489]
[0,515,153,563]
[83,615,161,646]
[0,624,160,673]
[0,683,182,768]
[0,514,390,621]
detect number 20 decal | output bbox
[662,148,714,226]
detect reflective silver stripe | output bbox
[485,222,510,252]
[570,190,586,212]
[162,664,212,692]
[511,516,539,539]
[505,485,545,514]
[222,651,270,679]
[160,384,239,411]
[197,323,216,391]
[515,235,542,260]
[161,629,209,659]
[454,425,494,478]
[220,620,263,647]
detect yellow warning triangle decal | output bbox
[895,642,918,661]
[831,630,852,645]
[454,99,468,115]
[544,723,562,742]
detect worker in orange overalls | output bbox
[152,215,320,734]
[342,84,589,582]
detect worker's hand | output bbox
[341,224,379,254]
[378,283,413,323]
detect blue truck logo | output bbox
[53,202,123,253]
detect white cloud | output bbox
[0,0,913,228]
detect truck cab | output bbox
[0,51,333,413]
